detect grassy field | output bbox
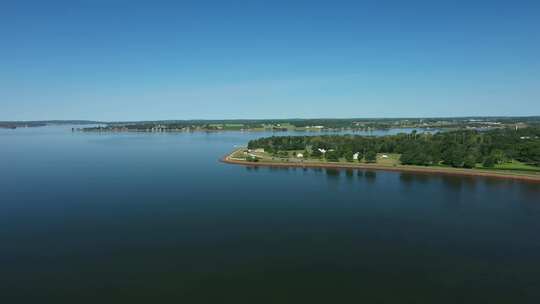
[478,160,540,173]
[495,160,539,170]
[373,153,400,166]
[230,149,540,174]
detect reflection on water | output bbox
[399,172,415,184]
[325,168,341,178]
[440,175,465,191]
[364,170,377,181]
[245,166,259,172]
[312,167,324,174]
[269,166,290,173]
[519,181,540,196]
[483,176,514,188]
[345,169,355,184]
[399,172,431,184]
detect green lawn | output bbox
[375,153,401,166]
[482,160,540,172]
[232,149,540,174]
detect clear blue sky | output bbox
[1,0,539,121]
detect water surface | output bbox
[1,127,539,303]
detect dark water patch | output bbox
[364,170,377,181]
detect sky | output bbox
[1,0,539,121]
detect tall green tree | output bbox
[326,150,340,162]
[365,150,377,163]
[344,151,354,162]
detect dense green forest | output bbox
[247,128,540,168]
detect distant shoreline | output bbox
[221,150,540,183]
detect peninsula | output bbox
[223,127,540,182]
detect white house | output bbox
[318,148,327,154]
[353,152,360,160]
[296,153,304,158]
[381,154,389,158]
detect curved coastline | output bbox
[221,151,540,183]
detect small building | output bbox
[318,148,327,154]
[296,153,304,158]
[353,152,360,160]
[381,154,389,158]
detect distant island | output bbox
[223,126,540,182]
[78,117,540,133]
[0,120,100,129]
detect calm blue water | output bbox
[1,126,539,303]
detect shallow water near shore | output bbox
[1,126,540,303]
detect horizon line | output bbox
[2,115,540,123]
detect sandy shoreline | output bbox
[221,152,540,183]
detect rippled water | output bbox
[1,126,539,303]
